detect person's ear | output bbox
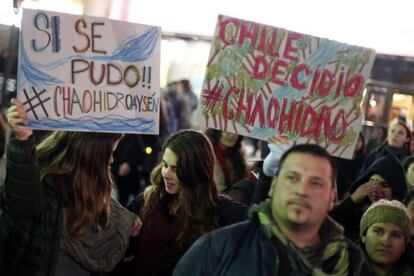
[361,234,366,244]
[268,177,277,197]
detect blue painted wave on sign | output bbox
[27,114,157,133]
[18,33,64,88]
[41,27,160,70]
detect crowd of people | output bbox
[0,81,413,275]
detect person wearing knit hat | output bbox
[360,199,412,240]
[405,192,414,258]
[359,199,414,276]
[404,156,414,193]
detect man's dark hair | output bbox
[276,143,337,188]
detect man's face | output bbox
[270,152,335,230]
[362,222,406,268]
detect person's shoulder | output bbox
[214,218,253,234]
[216,194,248,225]
[340,237,362,251]
[217,194,247,208]
[333,235,364,264]
[193,219,256,252]
[365,149,378,161]
[127,192,145,213]
[173,222,254,276]
[339,238,367,275]
[174,219,267,276]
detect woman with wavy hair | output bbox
[126,129,247,276]
[205,128,248,191]
[0,99,141,275]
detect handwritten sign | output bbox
[194,15,376,158]
[18,9,161,134]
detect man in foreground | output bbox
[173,144,363,275]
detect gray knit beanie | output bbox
[360,199,412,242]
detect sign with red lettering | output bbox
[18,8,161,134]
[194,15,375,158]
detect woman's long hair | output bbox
[354,132,367,160]
[141,129,218,249]
[205,128,247,187]
[37,131,122,236]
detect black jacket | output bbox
[1,138,135,276]
[0,138,62,276]
[330,154,407,241]
[360,143,411,175]
[173,216,363,276]
[350,154,407,201]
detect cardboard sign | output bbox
[18,9,161,134]
[194,15,376,158]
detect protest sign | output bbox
[194,15,376,158]
[18,8,161,134]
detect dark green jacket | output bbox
[0,137,63,276]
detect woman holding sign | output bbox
[0,99,142,275]
[124,129,247,275]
